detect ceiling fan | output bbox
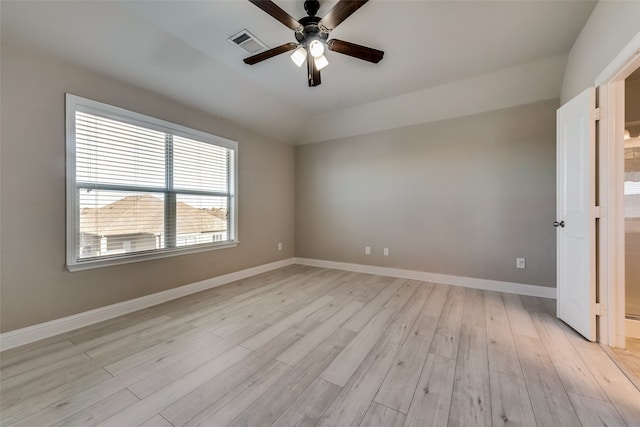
[244,0,384,87]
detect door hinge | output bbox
[594,107,601,121]
[594,303,603,316]
[594,206,601,219]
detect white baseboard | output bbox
[295,258,557,299]
[0,258,296,352]
[626,318,640,339]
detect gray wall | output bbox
[561,1,640,103]
[0,42,295,332]
[296,100,558,287]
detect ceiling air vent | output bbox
[228,29,267,55]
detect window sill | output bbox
[66,241,239,272]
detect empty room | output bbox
[1,1,640,426]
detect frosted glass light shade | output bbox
[309,40,325,58]
[290,47,307,67]
[315,54,329,70]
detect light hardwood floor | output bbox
[611,337,640,390]
[1,265,640,426]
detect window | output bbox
[66,94,237,271]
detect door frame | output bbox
[595,32,640,347]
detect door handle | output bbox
[553,220,565,228]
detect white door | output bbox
[556,87,597,341]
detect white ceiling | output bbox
[1,0,596,143]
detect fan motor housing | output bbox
[295,16,328,44]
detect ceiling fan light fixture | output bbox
[309,39,325,58]
[315,54,329,70]
[290,46,307,67]
[245,0,384,87]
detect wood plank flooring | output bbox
[611,337,640,390]
[1,265,640,426]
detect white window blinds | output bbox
[66,94,237,271]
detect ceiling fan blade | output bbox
[244,42,298,65]
[307,53,321,87]
[248,0,303,31]
[327,39,384,63]
[319,0,368,32]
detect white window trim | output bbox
[65,94,238,272]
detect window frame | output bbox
[65,94,238,272]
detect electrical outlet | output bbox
[384,248,389,256]
[516,258,525,269]
[278,242,282,251]
[365,246,371,255]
